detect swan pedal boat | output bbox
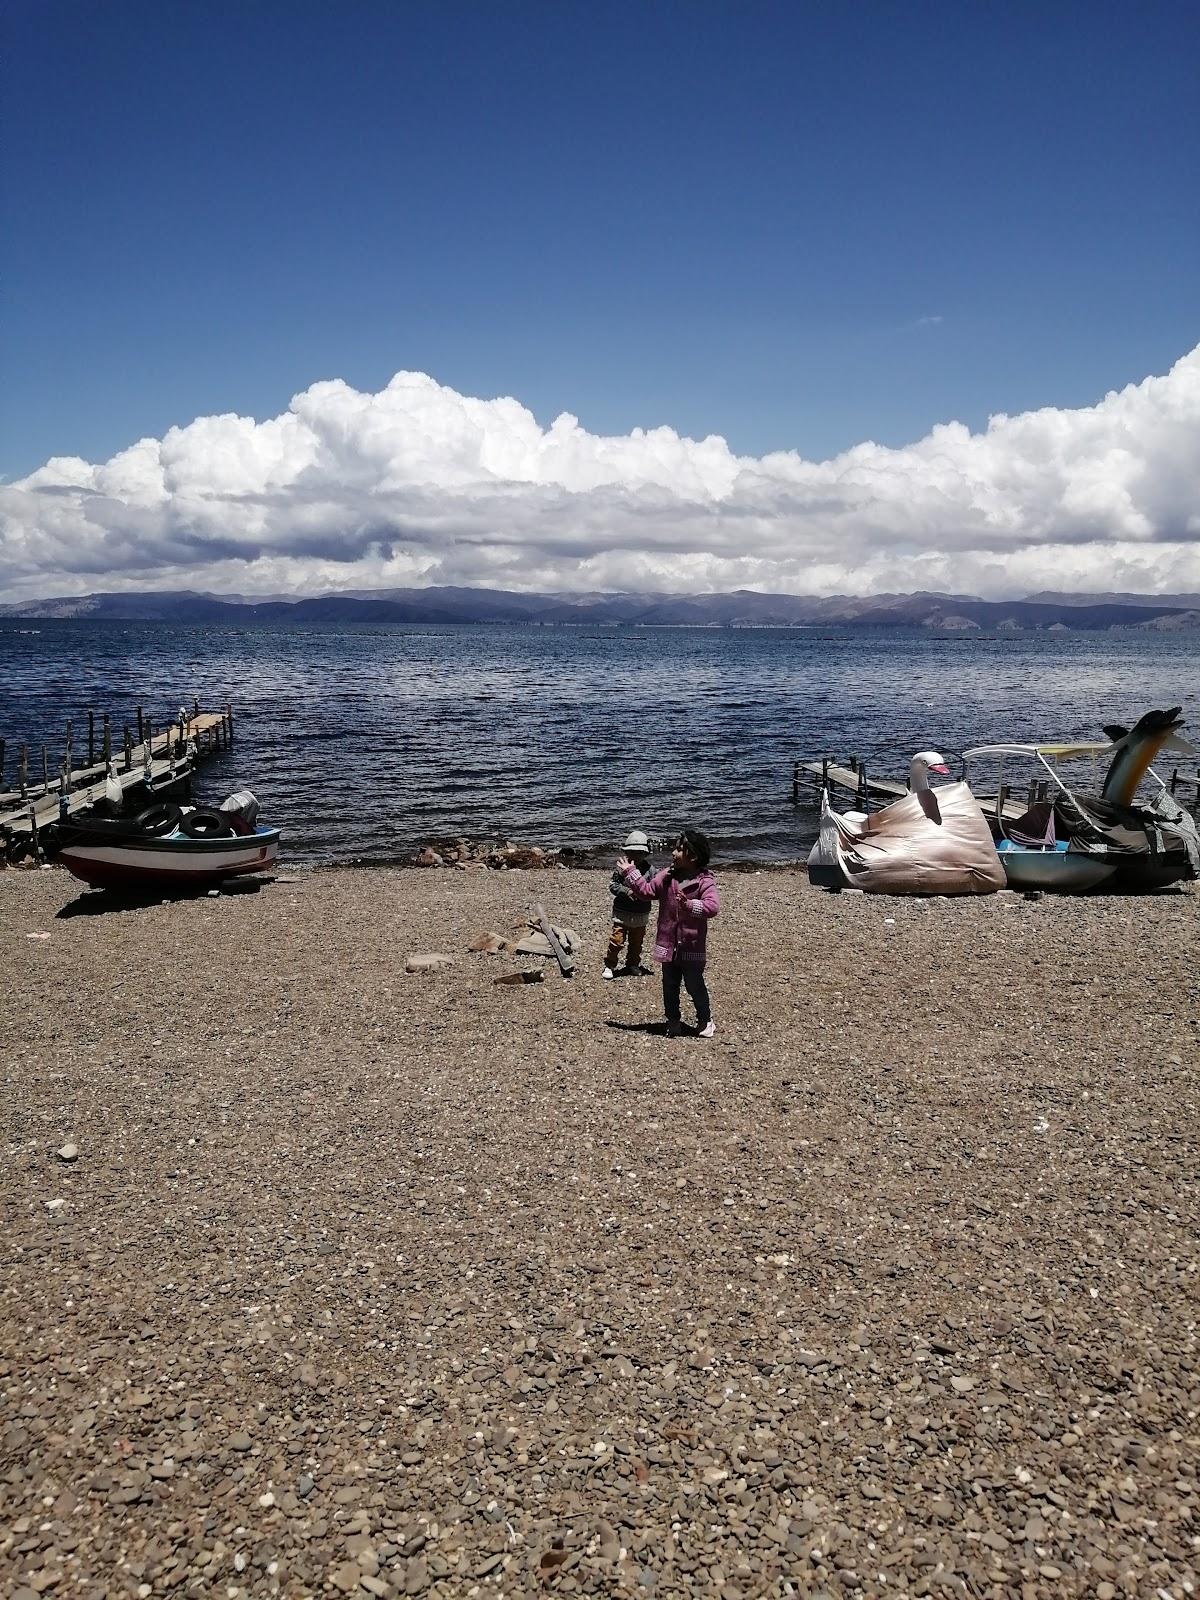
[48,793,281,890]
[808,752,1007,896]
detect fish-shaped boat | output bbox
[965,708,1200,893]
[48,790,281,890]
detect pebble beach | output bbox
[2,862,1198,1600]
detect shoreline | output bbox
[3,864,1198,1597]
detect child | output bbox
[603,829,654,979]
[616,828,719,1037]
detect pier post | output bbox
[102,714,112,768]
[88,710,95,767]
[0,739,5,786]
[124,726,133,772]
[28,805,39,859]
[821,757,830,792]
[226,703,234,744]
[136,706,144,744]
[193,697,200,722]
[792,761,800,803]
[19,745,28,800]
[42,747,49,793]
[857,765,868,811]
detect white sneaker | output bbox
[698,1021,716,1039]
[602,967,615,981]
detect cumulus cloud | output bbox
[3,348,1199,602]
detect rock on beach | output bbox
[2,864,1198,1597]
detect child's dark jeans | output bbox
[661,957,710,1030]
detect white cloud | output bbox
[2,348,1199,601]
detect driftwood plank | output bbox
[534,903,575,978]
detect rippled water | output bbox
[2,621,1198,863]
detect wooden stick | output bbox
[137,706,144,743]
[534,904,575,978]
[88,710,95,767]
[124,725,133,772]
[18,745,27,800]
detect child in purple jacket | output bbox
[615,827,719,1038]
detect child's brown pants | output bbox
[604,920,647,971]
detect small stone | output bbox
[56,1143,78,1163]
[45,1198,65,1211]
[951,1375,976,1393]
[296,1474,314,1498]
[228,1431,252,1452]
[404,953,455,973]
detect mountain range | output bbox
[2,586,1200,631]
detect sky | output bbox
[2,0,1198,602]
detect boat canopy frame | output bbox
[961,740,1173,845]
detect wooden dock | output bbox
[791,755,1200,820]
[793,756,1047,823]
[1,702,234,860]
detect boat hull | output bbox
[55,826,281,890]
[995,842,1116,892]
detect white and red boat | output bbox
[49,790,281,891]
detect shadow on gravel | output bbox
[56,878,271,918]
[605,1019,693,1037]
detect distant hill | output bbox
[1,586,1199,631]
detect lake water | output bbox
[2,620,1198,864]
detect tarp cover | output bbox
[808,781,1006,896]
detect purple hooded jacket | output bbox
[620,864,719,965]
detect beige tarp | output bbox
[808,781,1006,896]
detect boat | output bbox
[808,751,1007,895]
[994,837,1117,893]
[964,708,1200,893]
[46,790,281,891]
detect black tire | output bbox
[135,801,183,836]
[180,807,234,839]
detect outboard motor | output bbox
[219,790,260,834]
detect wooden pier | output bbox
[0,702,235,861]
[793,756,1061,824]
[791,755,1200,820]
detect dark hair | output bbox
[675,828,711,870]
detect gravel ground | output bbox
[2,863,1198,1600]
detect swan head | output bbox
[910,750,950,789]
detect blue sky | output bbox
[2,1,1198,601]
[4,0,1197,477]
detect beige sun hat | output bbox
[623,829,650,853]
